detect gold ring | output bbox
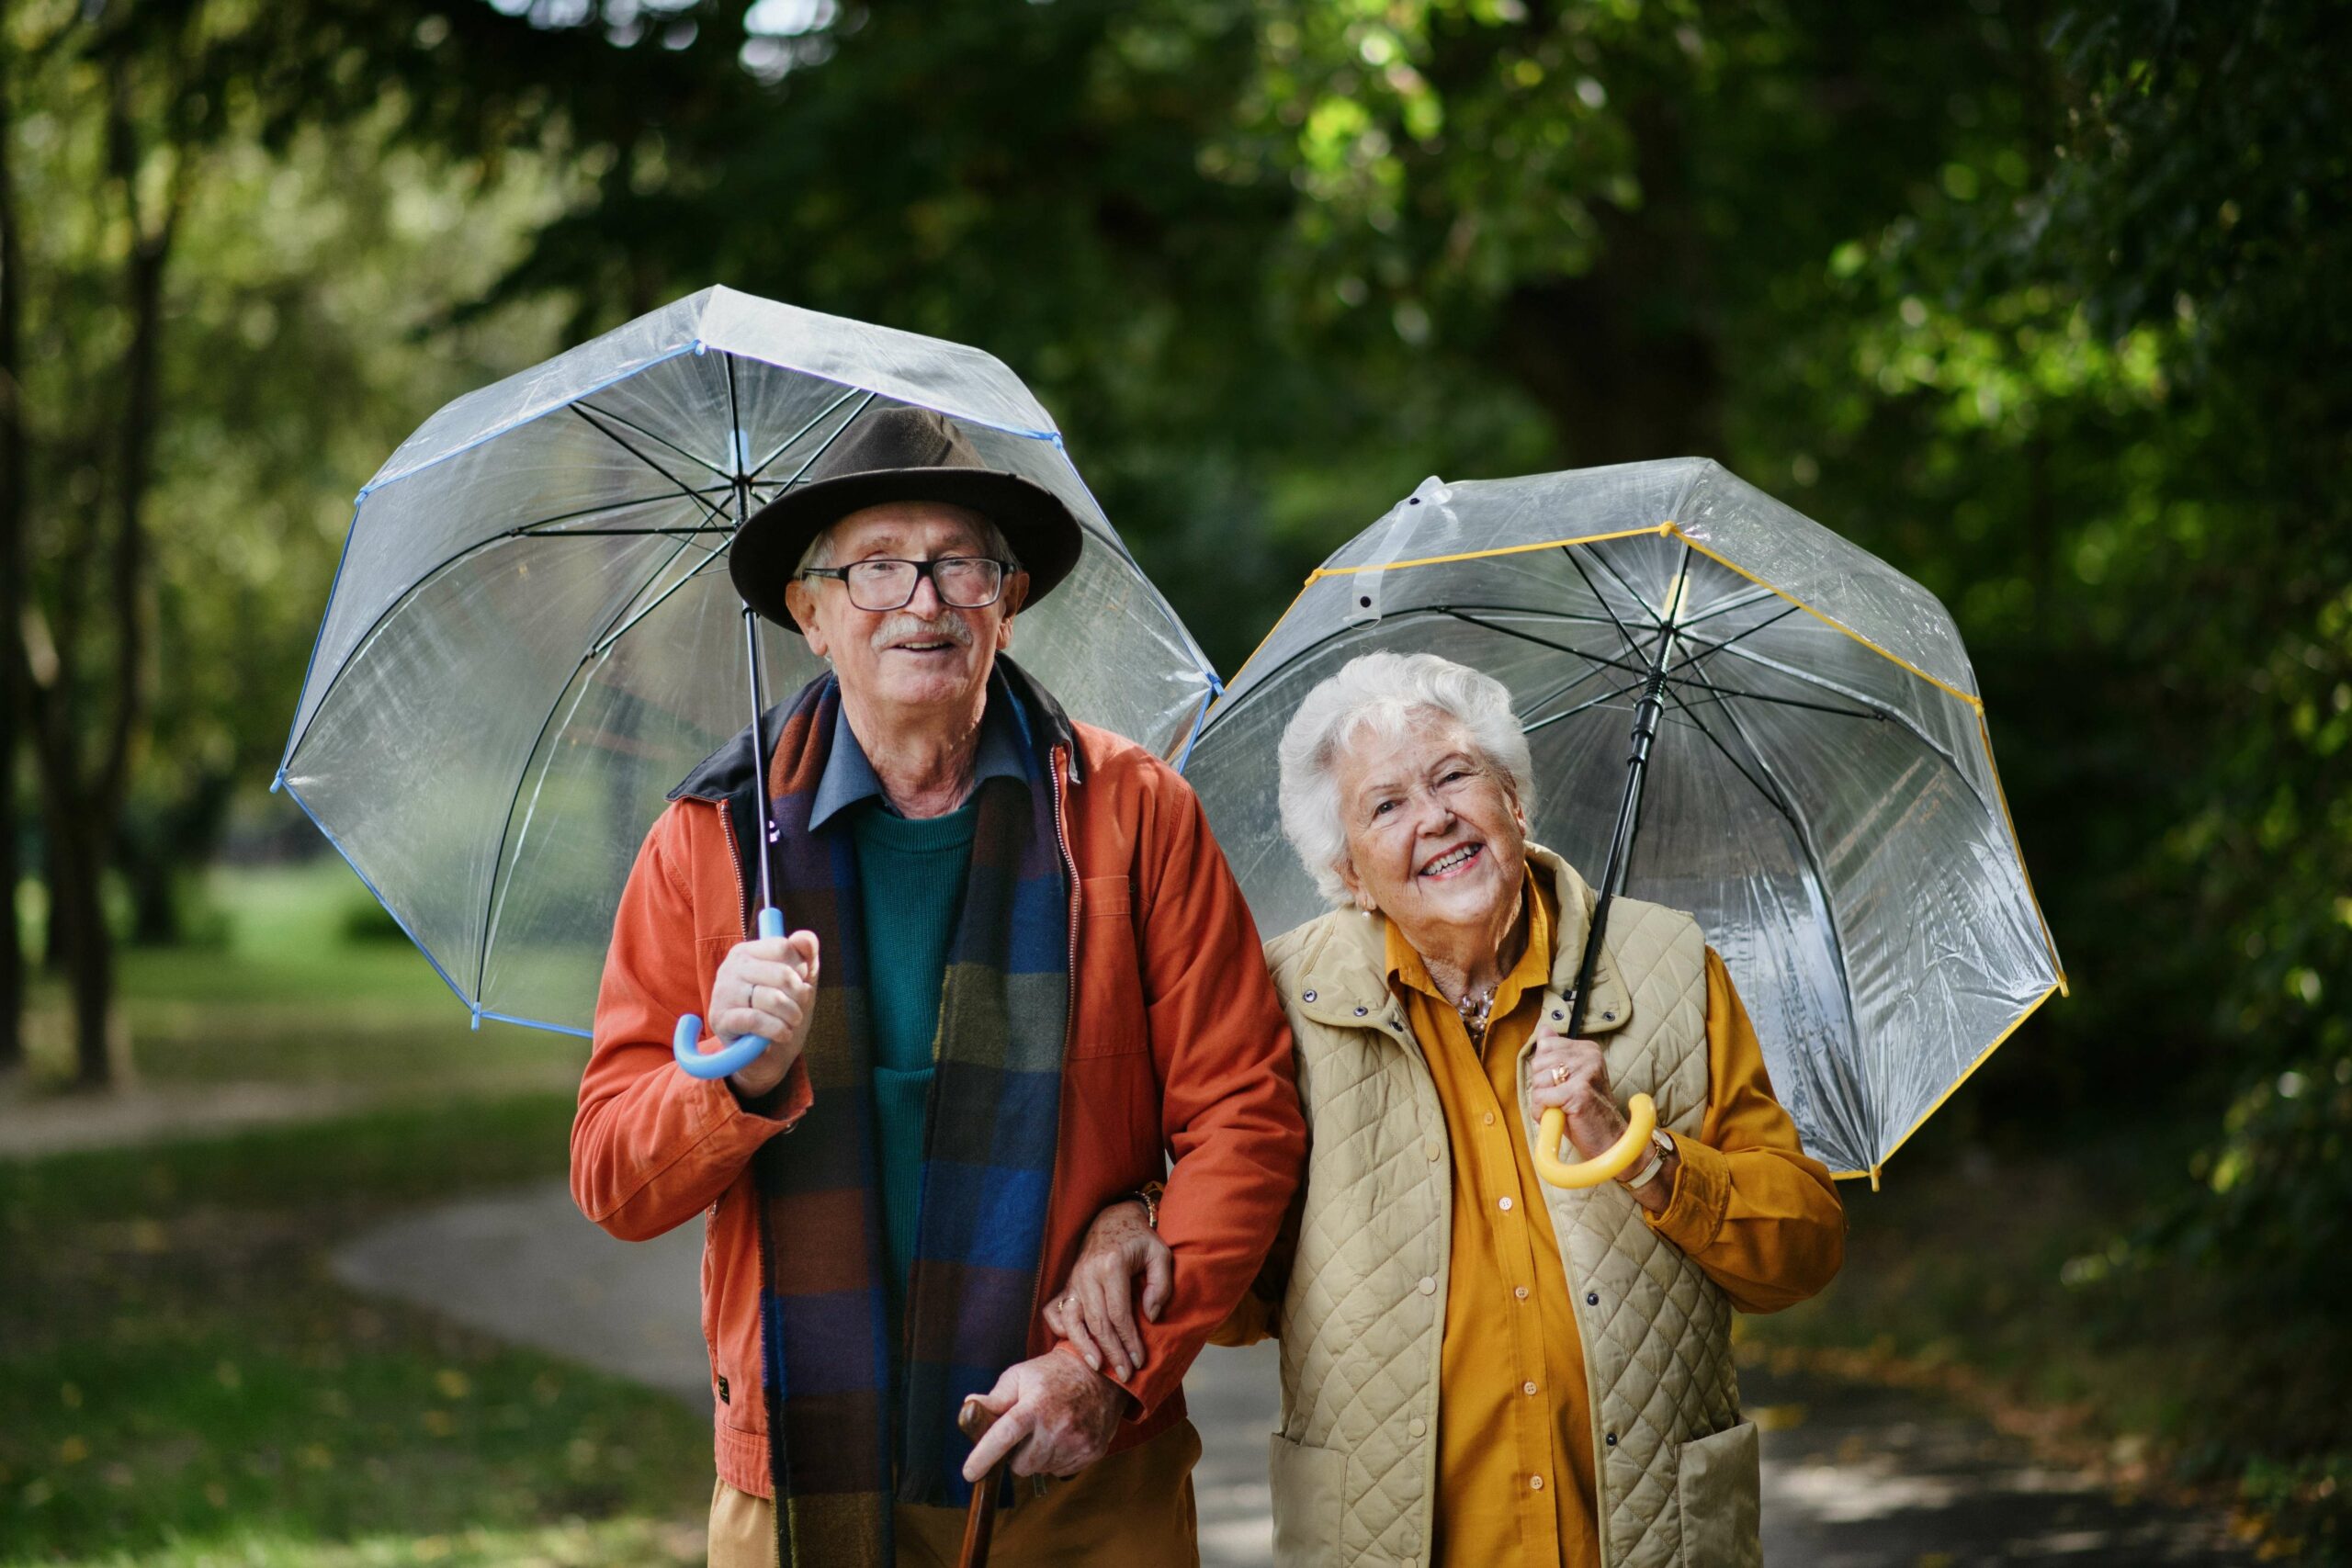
[1551,1066,1570,1087]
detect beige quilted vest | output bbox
[1259,845,1759,1568]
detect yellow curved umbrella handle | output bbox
[1534,1093,1657,1189]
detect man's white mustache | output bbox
[869,611,974,651]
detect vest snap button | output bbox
[1417,1276,1436,1295]
[1586,1292,1600,1306]
[1354,1005,1368,1016]
[1604,1433,1618,1447]
[1602,1010,1616,1021]
[1302,990,1317,1003]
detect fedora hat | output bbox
[728,405,1085,632]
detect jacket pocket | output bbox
[1674,1417,1761,1568]
[1268,1432,1346,1568]
[1069,875,1148,1059]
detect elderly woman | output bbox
[1045,651,1843,1568]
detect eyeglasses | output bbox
[797,555,1011,613]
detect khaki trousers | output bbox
[707,1418,1202,1568]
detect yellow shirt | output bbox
[1386,876,1841,1568]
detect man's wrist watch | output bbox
[1619,1129,1676,1192]
[1125,1180,1166,1230]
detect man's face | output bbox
[782,502,1028,724]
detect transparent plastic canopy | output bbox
[1182,460,2065,1180]
[279,287,1215,1036]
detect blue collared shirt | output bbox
[806,693,1031,831]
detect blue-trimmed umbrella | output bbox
[1182,460,2065,1184]
[278,287,1215,1043]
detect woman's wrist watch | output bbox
[1619,1129,1677,1191]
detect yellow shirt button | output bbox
[1530,1475,1545,1491]
[1514,1286,1530,1301]
[1523,1382,1538,1396]
[1498,1196,1513,1212]
[1483,1111,1495,1126]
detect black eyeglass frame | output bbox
[794,555,1015,612]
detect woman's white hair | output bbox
[1277,651,1536,908]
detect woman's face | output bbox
[1331,710,1528,937]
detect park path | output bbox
[332,1181,2255,1566]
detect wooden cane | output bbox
[956,1395,1004,1568]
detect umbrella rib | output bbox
[1662,670,1883,723]
[1696,681,1873,1134]
[1440,609,1654,684]
[570,405,729,524]
[1672,603,1806,671]
[1676,583,1781,629]
[586,543,731,659]
[1514,658,1632,730]
[473,369,882,1005]
[749,385,874,482]
[1563,547,1658,664]
[1583,545,1670,634]
[509,489,734,536]
[1682,637,1994,816]
[574,400,734,483]
[1521,674,1650,737]
[1657,682,1799,824]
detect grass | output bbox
[17,861,580,1095]
[0,863,712,1567]
[0,1097,712,1567]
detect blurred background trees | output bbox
[1,0,2345,1547]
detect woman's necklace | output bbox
[1455,985,1498,1046]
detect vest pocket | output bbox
[1674,1417,1761,1567]
[1268,1432,1346,1567]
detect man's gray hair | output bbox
[793,507,1021,575]
[1277,651,1536,908]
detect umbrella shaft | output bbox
[741,604,776,915]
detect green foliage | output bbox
[0,1097,707,1565]
[7,0,2350,1545]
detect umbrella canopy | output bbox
[1182,458,2064,1180]
[278,286,1214,1037]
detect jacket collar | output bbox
[1288,842,1633,1041]
[668,652,1080,807]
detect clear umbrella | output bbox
[1182,459,2065,1182]
[278,286,1215,1040]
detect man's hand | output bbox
[957,1348,1129,1482]
[1040,1201,1171,1381]
[707,930,821,1097]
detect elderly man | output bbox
[1049,650,1843,1567]
[571,406,1305,1568]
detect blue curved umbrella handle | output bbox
[673,907,787,1080]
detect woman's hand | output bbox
[1527,1025,1628,1156]
[1040,1200,1171,1382]
[1529,1024,1676,1211]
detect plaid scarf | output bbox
[750,670,1070,1568]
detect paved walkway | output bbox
[334,1181,2254,1566]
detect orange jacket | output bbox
[571,693,1306,1499]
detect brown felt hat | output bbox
[727,405,1086,632]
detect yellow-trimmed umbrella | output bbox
[1183,459,2064,1185]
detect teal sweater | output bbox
[848,797,979,1346]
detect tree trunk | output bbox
[1487,96,1724,465]
[0,54,28,1073]
[48,813,111,1088]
